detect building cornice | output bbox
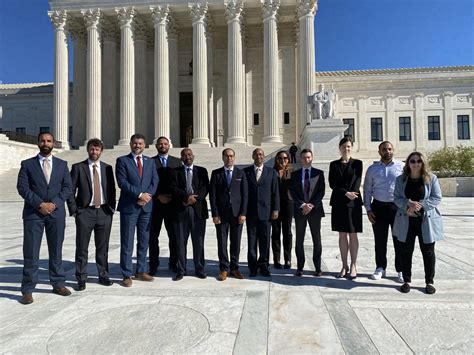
[315,65,474,77]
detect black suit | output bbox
[243,165,280,274]
[210,166,248,272]
[67,160,116,282]
[289,167,325,272]
[149,154,181,273]
[170,165,209,274]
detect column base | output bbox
[225,137,246,145]
[57,142,71,150]
[262,136,283,144]
[189,138,210,147]
[224,142,247,148]
[116,139,130,146]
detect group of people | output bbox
[16,132,444,305]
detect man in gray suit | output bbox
[17,132,72,304]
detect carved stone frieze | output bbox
[427,96,439,103]
[101,17,119,42]
[456,95,468,103]
[134,16,148,41]
[68,17,86,43]
[399,97,410,104]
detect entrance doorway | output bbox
[179,92,193,147]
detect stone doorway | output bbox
[179,92,193,147]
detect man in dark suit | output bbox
[149,136,181,275]
[210,148,248,281]
[244,148,280,277]
[289,148,326,277]
[16,132,72,304]
[170,148,209,281]
[116,134,158,287]
[67,138,116,291]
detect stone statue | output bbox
[310,84,336,120]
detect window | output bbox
[370,118,383,142]
[16,127,26,134]
[399,117,411,141]
[428,116,441,140]
[284,112,290,125]
[343,118,355,141]
[39,126,50,133]
[457,115,470,140]
[253,113,259,125]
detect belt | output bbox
[87,204,107,209]
[373,199,395,206]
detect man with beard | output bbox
[17,132,72,304]
[67,138,116,291]
[149,137,181,275]
[170,149,209,281]
[363,141,404,282]
[116,134,158,287]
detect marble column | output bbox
[225,0,246,145]
[262,0,281,144]
[168,20,180,146]
[49,10,70,149]
[385,93,396,144]
[443,91,455,148]
[151,5,170,141]
[357,95,368,151]
[82,9,102,142]
[116,7,136,145]
[134,17,148,137]
[189,2,210,146]
[297,0,316,129]
[414,92,426,151]
[206,19,215,147]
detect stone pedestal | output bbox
[298,119,348,158]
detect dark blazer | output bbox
[328,158,362,208]
[153,154,182,197]
[67,160,117,216]
[209,166,248,220]
[170,165,209,220]
[116,153,158,214]
[17,155,72,220]
[243,165,280,221]
[289,167,325,217]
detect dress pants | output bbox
[294,210,322,272]
[246,219,271,273]
[216,215,243,272]
[120,209,151,277]
[271,202,293,264]
[400,217,436,284]
[22,216,66,293]
[371,200,402,272]
[174,206,206,274]
[149,204,178,272]
[75,206,112,281]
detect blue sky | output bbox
[0,0,473,83]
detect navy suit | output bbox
[17,155,72,293]
[243,165,280,274]
[116,154,158,277]
[289,167,325,272]
[209,166,248,272]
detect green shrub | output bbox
[428,145,474,177]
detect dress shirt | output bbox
[132,153,143,167]
[88,159,105,206]
[38,154,53,171]
[254,165,263,179]
[363,159,404,211]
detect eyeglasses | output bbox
[277,157,289,160]
[409,159,422,164]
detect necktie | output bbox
[137,156,143,178]
[186,167,194,194]
[256,167,262,182]
[43,158,51,184]
[93,164,101,208]
[226,169,232,187]
[160,156,167,168]
[304,168,310,201]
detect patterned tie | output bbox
[304,168,310,201]
[43,158,51,184]
[226,169,232,187]
[137,156,143,178]
[186,167,194,194]
[256,167,262,182]
[93,164,101,208]
[160,156,167,168]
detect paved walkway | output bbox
[0,198,473,354]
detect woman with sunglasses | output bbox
[393,152,443,294]
[329,137,363,279]
[271,151,294,269]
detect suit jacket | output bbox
[66,159,116,216]
[116,153,158,214]
[289,167,325,217]
[17,155,72,220]
[243,165,280,221]
[209,166,248,220]
[152,154,181,213]
[328,158,362,208]
[170,165,209,220]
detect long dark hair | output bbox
[274,150,291,171]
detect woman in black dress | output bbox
[329,137,363,279]
[271,151,294,269]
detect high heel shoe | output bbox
[336,266,349,278]
[348,265,357,280]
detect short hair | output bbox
[37,131,54,142]
[339,136,353,147]
[86,138,104,150]
[155,136,169,145]
[300,148,313,156]
[222,148,235,157]
[378,141,393,150]
[252,148,264,155]
[130,133,146,142]
[181,148,193,155]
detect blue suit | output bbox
[116,154,158,277]
[17,155,72,293]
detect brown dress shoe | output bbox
[20,293,34,305]
[218,271,228,281]
[230,270,244,279]
[53,287,72,296]
[135,272,154,282]
[122,277,133,287]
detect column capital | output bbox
[296,0,317,19]
[116,7,135,28]
[225,0,244,23]
[150,5,169,27]
[82,8,101,30]
[49,10,68,30]
[189,2,208,25]
[262,0,280,21]
[443,91,454,97]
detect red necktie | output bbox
[137,156,143,178]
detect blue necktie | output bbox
[160,156,167,168]
[304,169,310,201]
[226,169,232,187]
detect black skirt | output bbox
[331,204,362,233]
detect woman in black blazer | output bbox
[329,137,363,279]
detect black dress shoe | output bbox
[274,263,283,269]
[149,268,158,277]
[295,270,303,277]
[284,261,291,269]
[260,268,271,277]
[174,272,184,281]
[195,272,207,279]
[249,271,257,277]
[77,281,86,291]
[98,277,113,286]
